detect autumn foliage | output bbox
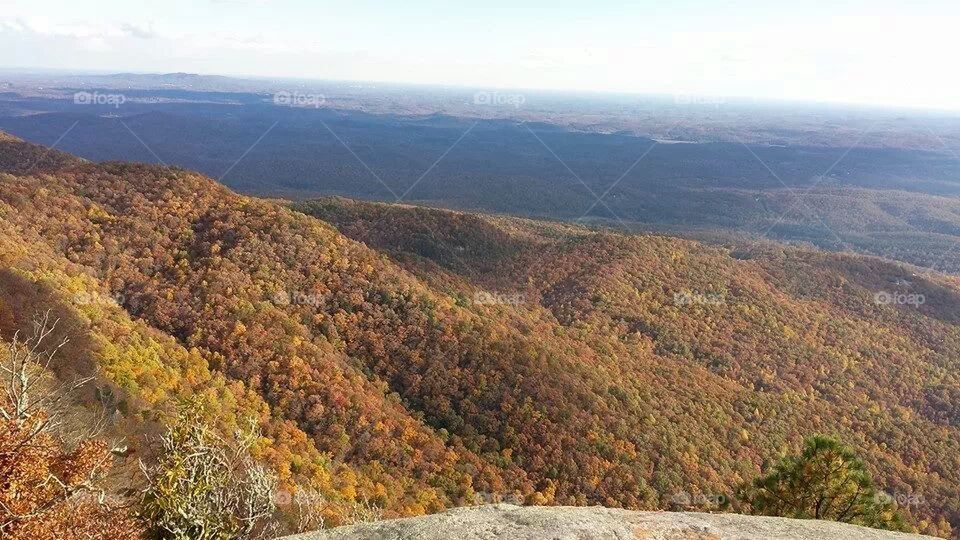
[0,135,958,537]
[0,424,142,539]
[0,315,143,539]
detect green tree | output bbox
[738,435,908,531]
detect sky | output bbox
[2,0,959,110]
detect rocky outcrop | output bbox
[285,504,936,540]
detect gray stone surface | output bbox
[284,504,936,540]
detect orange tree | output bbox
[0,312,143,539]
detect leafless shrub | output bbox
[292,487,326,533]
[345,498,383,525]
[0,311,136,536]
[1,311,91,434]
[139,411,278,540]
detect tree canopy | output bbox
[739,436,907,531]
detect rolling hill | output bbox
[0,133,958,537]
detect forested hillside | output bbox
[1,134,958,537]
[297,198,960,537]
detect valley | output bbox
[1,133,958,536]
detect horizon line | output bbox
[3,65,960,116]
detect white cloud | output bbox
[2,16,123,40]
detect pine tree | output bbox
[738,435,908,531]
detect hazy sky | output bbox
[3,0,959,110]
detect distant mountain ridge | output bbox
[2,90,960,272]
